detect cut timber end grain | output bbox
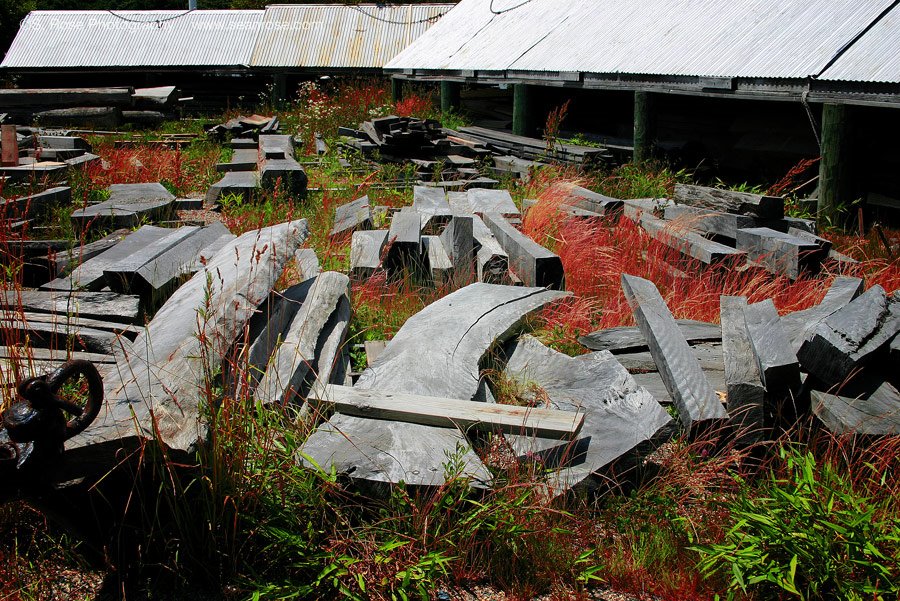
[720,297,766,444]
[798,286,900,387]
[620,274,726,431]
[330,195,372,237]
[482,212,564,289]
[742,298,801,422]
[350,229,388,278]
[674,183,784,219]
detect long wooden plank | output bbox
[641,213,744,265]
[736,227,821,279]
[743,299,801,401]
[621,274,726,431]
[0,290,140,324]
[579,319,720,353]
[312,384,584,440]
[812,381,900,436]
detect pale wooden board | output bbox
[311,384,584,440]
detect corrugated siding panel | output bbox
[1,10,263,68]
[387,0,899,82]
[820,4,900,82]
[250,4,454,68]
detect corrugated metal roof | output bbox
[820,3,900,82]
[1,10,263,68]
[251,4,455,69]
[387,0,900,82]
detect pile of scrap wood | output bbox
[545,182,851,279]
[206,132,307,202]
[340,117,617,187]
[0,127,100,182]
[337,186,563,289]
[205,114,280,141]
[0,86,180,128]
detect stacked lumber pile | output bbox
[341,118,618,188]
[575,274,900,441]
[207,132,307,202]
[341,186,563,289]
[545,182,847,279]
[205,114,280,142]
[0,127,100,183]
[0,86,180,128]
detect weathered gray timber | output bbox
[307,296,352,399]
[301,283,568,487]
[580,319,721,353]
[43,226,172,291]
[422,236,453,284]
[641,214,745,265]
[69,220,310,458]
[206,171,259,203]
[35,135,92,151]
[891,335,899,364]
[466,188,520,216]
[255,272,350,405]
[385,208,421,270]
[0,318,122,354]
[743,300,801,409]
[482,212,564,289]
[811,381,900,436]
[798,286,900,387]
[674,184,784,219]
[216,148,258,172]
[260,158,307,195]
[51,230,130,278]
[621,274,726,431]
[522,197,603,219]
[132,86,177,108]
[70,183,176,232]
[330,195,373,237]
[413,186,452,231]
[350,230,388,278]
[786,227,833,256]
[439,214,474,284]
[664,204,758,240]
[258,135,294,160]
[2,312,142,340]
[736,227,821,279]
[230,138,257,149]
[102,226,200,294]
[612,342,725,374]
[106,222,234,304]
[774,216,817,234]
[0,87,133,108]
[35,107,122,129]
[780,276,864,353]
[0,290,140,324]
[6,186,71,217]
[0,346,115,365]
[471,214,509,283]
[243,279,315,394]
[310,383,584,440]
[502,335,672,491]
[720,296,766,443]
[294,248,320,282]
[447,190,473,214]
[546,182,624,216]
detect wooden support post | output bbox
[391,77,404,103]
[440,81,461,114]
[512,83,534,137]
[633,91,656,163]
[818,103,848,224]
[272,74,288,104]
[1,125,17,167]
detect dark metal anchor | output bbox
[0,359,103,473]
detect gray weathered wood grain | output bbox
[579,319,720,353]
[502,335,672,492]
[330,195,372,237]
[621,274,726,431]
[482,213,564,289]
[0,290,140,324]
[350,229,388,278]
[664,204,758,240]
[798,286,900,387]
[812,380,900,436]
[301,283,568,487]
[466,188,520,216]
[439,214,475,285]
[744,299,801,402]
[69,219,310,456]
[735,227,821,279]
[255,272,349,405]
[674,184,783,219]
[640,213,744,265]
[780,276,864,353]
[720,296,766,443]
